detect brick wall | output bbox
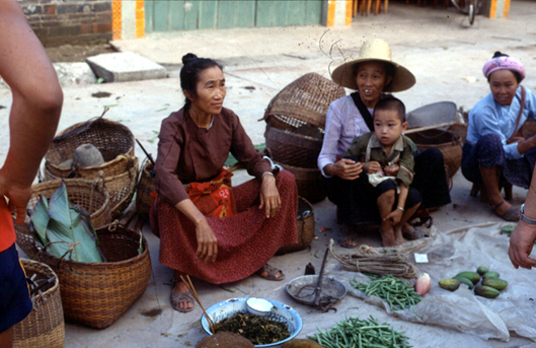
[19,0,112,47]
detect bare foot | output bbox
[394,226,407,246]
[379,224,396,247]
[257,264,285,281]
[171,281,194,311]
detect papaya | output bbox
[474,285,500,298]
[476,266,488,276]
[455,271,480,284]
[482,278,508,291]
[482,272,500,279]
[439,279,461,291]
[453,275,474,289]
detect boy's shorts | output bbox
[0,243,32,333]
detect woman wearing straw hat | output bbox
[318,39,451,247]
[462,51,536,222]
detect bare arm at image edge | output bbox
[509,165,536,269]
[0,1,63,224]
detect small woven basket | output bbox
[16,178,111,261]
[274,160,327,204]
[262,72,346,130]
[136,159,155,222]
[14,223,152,329]
[277,197,315,255]
[43,118,138,219]
[406,129,462,178]
[44,118,135,179]
[13,259,64,348]
[264,124,323,168]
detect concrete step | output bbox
[86,52,167,83]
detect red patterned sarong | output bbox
[150,170,298,284]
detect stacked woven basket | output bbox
[13,116,152,329]
[43,117,139,219]
[262,72,345,203]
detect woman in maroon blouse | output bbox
[150,53,298,312]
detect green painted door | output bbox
[145,0,323,33]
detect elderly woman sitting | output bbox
[318,39,451,247]
[150,53,298,312]
[462,52,536,221]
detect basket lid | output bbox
[263,72,346,130]
[406,101,457,129]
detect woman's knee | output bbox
[377,189,396,205]
[475,134,504,165]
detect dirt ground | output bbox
[45,43,115,63]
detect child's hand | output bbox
[383,208,403,226]
[384,164,399,176]
[363,161,382,174]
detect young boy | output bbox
[343,97,421,247]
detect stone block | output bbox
[86,52,167,83]
[53,62,98,87]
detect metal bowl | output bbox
[201,297,302,347]
[286,275,347,306]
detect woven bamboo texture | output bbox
[277,197,315,255]
[136,159,155,222]
[273,160,327,204]
[13,259,65,348]
[44,118,135,180]
[406,129,462,178]
[14,223,152,329]
[263,72,346,130]
[264,124,323,168]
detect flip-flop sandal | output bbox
[170,289,195,313]
[492,201,519,222]
[402,228,429,241]
[256,264,285,281]
[338,237,359,249]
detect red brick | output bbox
[92,22,112,34]
[79,23,92,34]
[44,5,56,15]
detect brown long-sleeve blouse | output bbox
[154,107,272,206]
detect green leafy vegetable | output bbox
[30,181,104,263]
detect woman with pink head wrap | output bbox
[462,51,536,221]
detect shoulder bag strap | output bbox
[508,85,526,143]
[350,92,374,132]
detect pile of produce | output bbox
[308,316,411,348]
[213,312,290,345]
[196,332,254,348]
[350,274,422,311]
[439,266,508,298]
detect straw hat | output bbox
[331,39,416,92]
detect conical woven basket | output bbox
[262,72,346,130]
[13,259,64,348]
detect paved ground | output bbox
[3,0,536,347]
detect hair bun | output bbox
[182,53,198,65]
[493,51,509,58]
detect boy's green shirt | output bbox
[343,132,416,188]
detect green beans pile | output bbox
[350,274,422,311]
[307,316,411,348]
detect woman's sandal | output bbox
[492,200,519,222]
[256,264,285,281]
[170,281,195,313]
[402,228,429,241]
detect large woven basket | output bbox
[15,223,152,329]
[277,197,315,255]
[44,118,135,179]
[262,72,346,130]
[274,160,327,204]
[406,129,462,178]
[136,159,155,222]
[13,259,64,348]
[264,124,323,168]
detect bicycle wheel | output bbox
[469,0,475,25]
